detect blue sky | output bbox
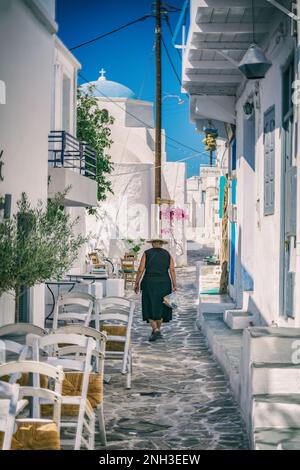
[56,0,209,177]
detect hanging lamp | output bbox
[238,0,271,79]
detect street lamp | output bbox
[238,0,271,79]
[162,94,184,104]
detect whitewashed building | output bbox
[0,0,97,326]
[82,71,188,266]
[187,146,228,256]
[178,0,300,449]
[179,0,300,326]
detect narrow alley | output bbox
[100,250,249,450]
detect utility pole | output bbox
[155,0,162,204]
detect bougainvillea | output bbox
[160,207,188,221]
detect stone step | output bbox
[223,309,254,330]
[251,363,300,395]
[199,297,235,314]
[253,394,300,429]
[278,440,300,450]
[254,428,300,450]
[245,327,300,363]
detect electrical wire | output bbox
[70,14,152,51]
[165,15,182,61]
[78,71,200,155]
[69,7,181,51]
[109,151,207,178]
[161,35,182,87]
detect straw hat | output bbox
[147,237,168,244]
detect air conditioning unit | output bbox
[228,204,237,223]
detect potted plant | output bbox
[125,238,146,260]
[0,190,88,322]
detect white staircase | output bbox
[241,327,300,450]
[224,309,254,329]
[224,291,254,330]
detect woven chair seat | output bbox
[41,371,103,417]
[2,373,48,388]
[0,422,60,450]
[100,324,127,352]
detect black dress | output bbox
[141,248,172,323]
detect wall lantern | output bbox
[243,100,254,115]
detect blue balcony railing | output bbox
[48,130,97,180]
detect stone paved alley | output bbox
[99,250,249,450]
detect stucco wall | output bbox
[95,98,154,128]
[0,0,55,326]
[86,162,154,257]
[233,34,295,325]
[162,162,187,266]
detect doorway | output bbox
[281,56,297,318]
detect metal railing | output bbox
[48,130,97,180]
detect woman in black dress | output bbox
[134,238,177,341]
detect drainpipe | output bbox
[295,0,300,326]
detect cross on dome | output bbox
[98,68,106,81]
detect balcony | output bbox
[181,0,280,132]
[48,131,98,207]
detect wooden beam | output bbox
[184,74,242,83]
[190,41,250,50]
[183,82,237,96]
[197,0,269,7]
[194,23,270,33]
[186,60,237,70]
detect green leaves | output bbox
[77,85,114,202]
[0,191,88,298]
[125,238,146,254]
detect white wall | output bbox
[108,126,155,164]
[0,0,56,326]
[96,98,154,128]
[85,96,187,265]
[86,162,154,257]
[162,162,187,266]
[52,37,80,135]
[233,34,295,325]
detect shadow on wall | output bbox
[146,128,155,151]
[247,295,266,326]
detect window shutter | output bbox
[264,106,275,215]
[285,165,297,236]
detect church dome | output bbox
[81,69,136,99]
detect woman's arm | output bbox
[134,253,146,294]
[169,256,177,291]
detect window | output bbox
[62,75,71,132]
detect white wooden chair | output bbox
[0,361,64,450]
[0,323,46,366]
[29,333,96,450]
[57,291,100,329]
[0,339,31,385]
[52,293,93,330]
[0,381,20,450]
[98,297,135,389]
[0,323,47,337]
[53,324,107,446]
[0,323,47,342]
